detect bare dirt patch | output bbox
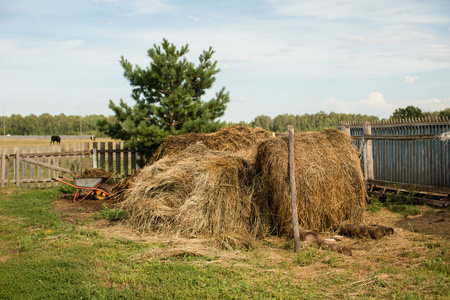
[55,186,116,223]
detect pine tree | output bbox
[98,39,230,164]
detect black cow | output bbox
[50,135,61,145]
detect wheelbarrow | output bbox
[52,176,112,203]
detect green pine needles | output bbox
[99,39,230,165]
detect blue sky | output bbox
[1,0,449,123]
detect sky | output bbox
[1,0,450,123]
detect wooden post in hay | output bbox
[288,125,301,252]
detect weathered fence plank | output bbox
[21,146,27,188]
[37,146,43,188]
[1,147,9,187]
[45,145,51,187]
[131,151,136,174]
[0,142,138,188]
[14,147,20,187]
[69,144,75,174]
[108,142,113,173]
[100,143,106,170]
[29,146,36,188]
[115,142,121,175]
[84,142,90,172]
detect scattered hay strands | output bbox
[256,128,367,235]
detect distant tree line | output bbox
[229,112,380,132]
[390,106,450,120]
[229,107,450,133]
[1,113,114,136]
[3,107,448,136]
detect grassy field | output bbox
[0,137,119,154]
[0,186,448,299]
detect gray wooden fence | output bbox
[1,142,138,188]
[339,117,450,195]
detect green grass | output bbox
[96,203,128,221]
[367,196,383,213]
[372,194,422,218]
[0,187,449,299]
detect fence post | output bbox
[288,125,301,252]
[363,122,374,181]
[342,122,351,136]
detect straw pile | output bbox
[148,126,272,165]
[256,128,367,235]
[116,126,367,249]
[113,126,271,202]
[119,144,266,249]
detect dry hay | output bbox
[111,170,141,202]
[74,169,112,179]
[112,126,270,201]
[256,128,367,235]
[147,126,272,165]
[119,144,266,250]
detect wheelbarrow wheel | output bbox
[94,188,109,200]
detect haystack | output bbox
[119,144,266,249]
[113,126,271,201]
[148,126,272,165]
[256,128,366,235]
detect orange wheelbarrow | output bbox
[52,176,112,203]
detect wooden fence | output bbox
[0,142,139,188]
[339,117,450,196]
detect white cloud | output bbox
[351,25,435,44]
[318,92,395,118]
[221,63,231,70]
[361,92,395,111]
[269,0,450,24]
[420,98,441,104]
[188,16,200,21]
[419,44,450,63]
[404,75,420,84]
[0,40,18,54]
[123,0,174,15]
[405,97,450,112]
